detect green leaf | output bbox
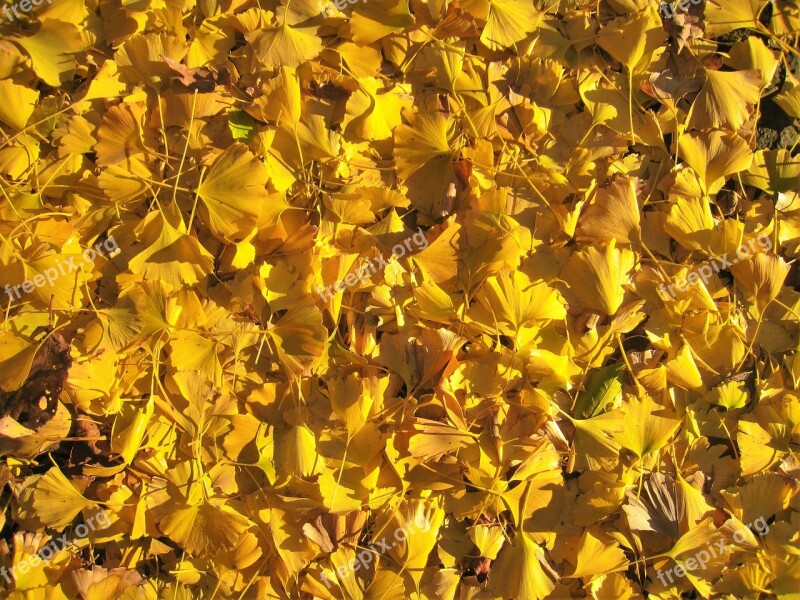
[228,110,257,142]
[574,363,625,419]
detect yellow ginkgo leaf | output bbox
[248,66,301,126]
[266,298,327,378]
[341,0,414,46]
[11,20,83,86]
[230,228,258,269]
[476,0,541,51]
[0,80,38,131]
[0,402,71,459]
[77,59,127,102]
[737,410,786,476]
[563,240,636,315]
[128,213,214,289]
[566,530,628,580]
[97,157,153,204]
[317,462,368,514]
[125,281,182,340]
[676,472,716,529]
[411,219,461,286]
[271,115,342,170]
[469,524,506,559]
[774,75,800,118]
[576,176,642,245]
[115,33,188,87]
[731,253,789,311]
[410,275,459,324]
[0,331,38,392]
[94,102,150,168]
[274,421,321,479]
[328,372,371,437]
[187,17,235,67]
[704,0,767,37]
[110,396,153,464]
[196,143,269,242]
[665,517,720,561]
[664,343,704,390]
[393,112,456,180]
[343,77,412,141]
[678,130,753,195]
[485,531,557,600]
[727,37,779,88]
[21,242,87,309]
[570,410,625,472]
[579,71,665,148]
[0,133,39,179]
[687,69,762,131]
[158,501,250,556]
[55,115,97,159]
[406,418,475,461]
[617,394,681,459]
[71,566,145,600]
[4,532,55,591]
[743,149,800,194]
[589,573,635,600]
[383,499,444,584]
[31,463,93,528]
[248,22,323,69]
[170,331,224,386]
[596,7,666,74]
[320,546,365,599]
[470,270,566,339]
[363,565,409,600]
[708,380,749,411]
[664,194,738,255]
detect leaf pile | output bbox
[1,0,800,598]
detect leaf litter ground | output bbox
[0,0,799,598]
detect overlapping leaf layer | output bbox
[1,0,799,598]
